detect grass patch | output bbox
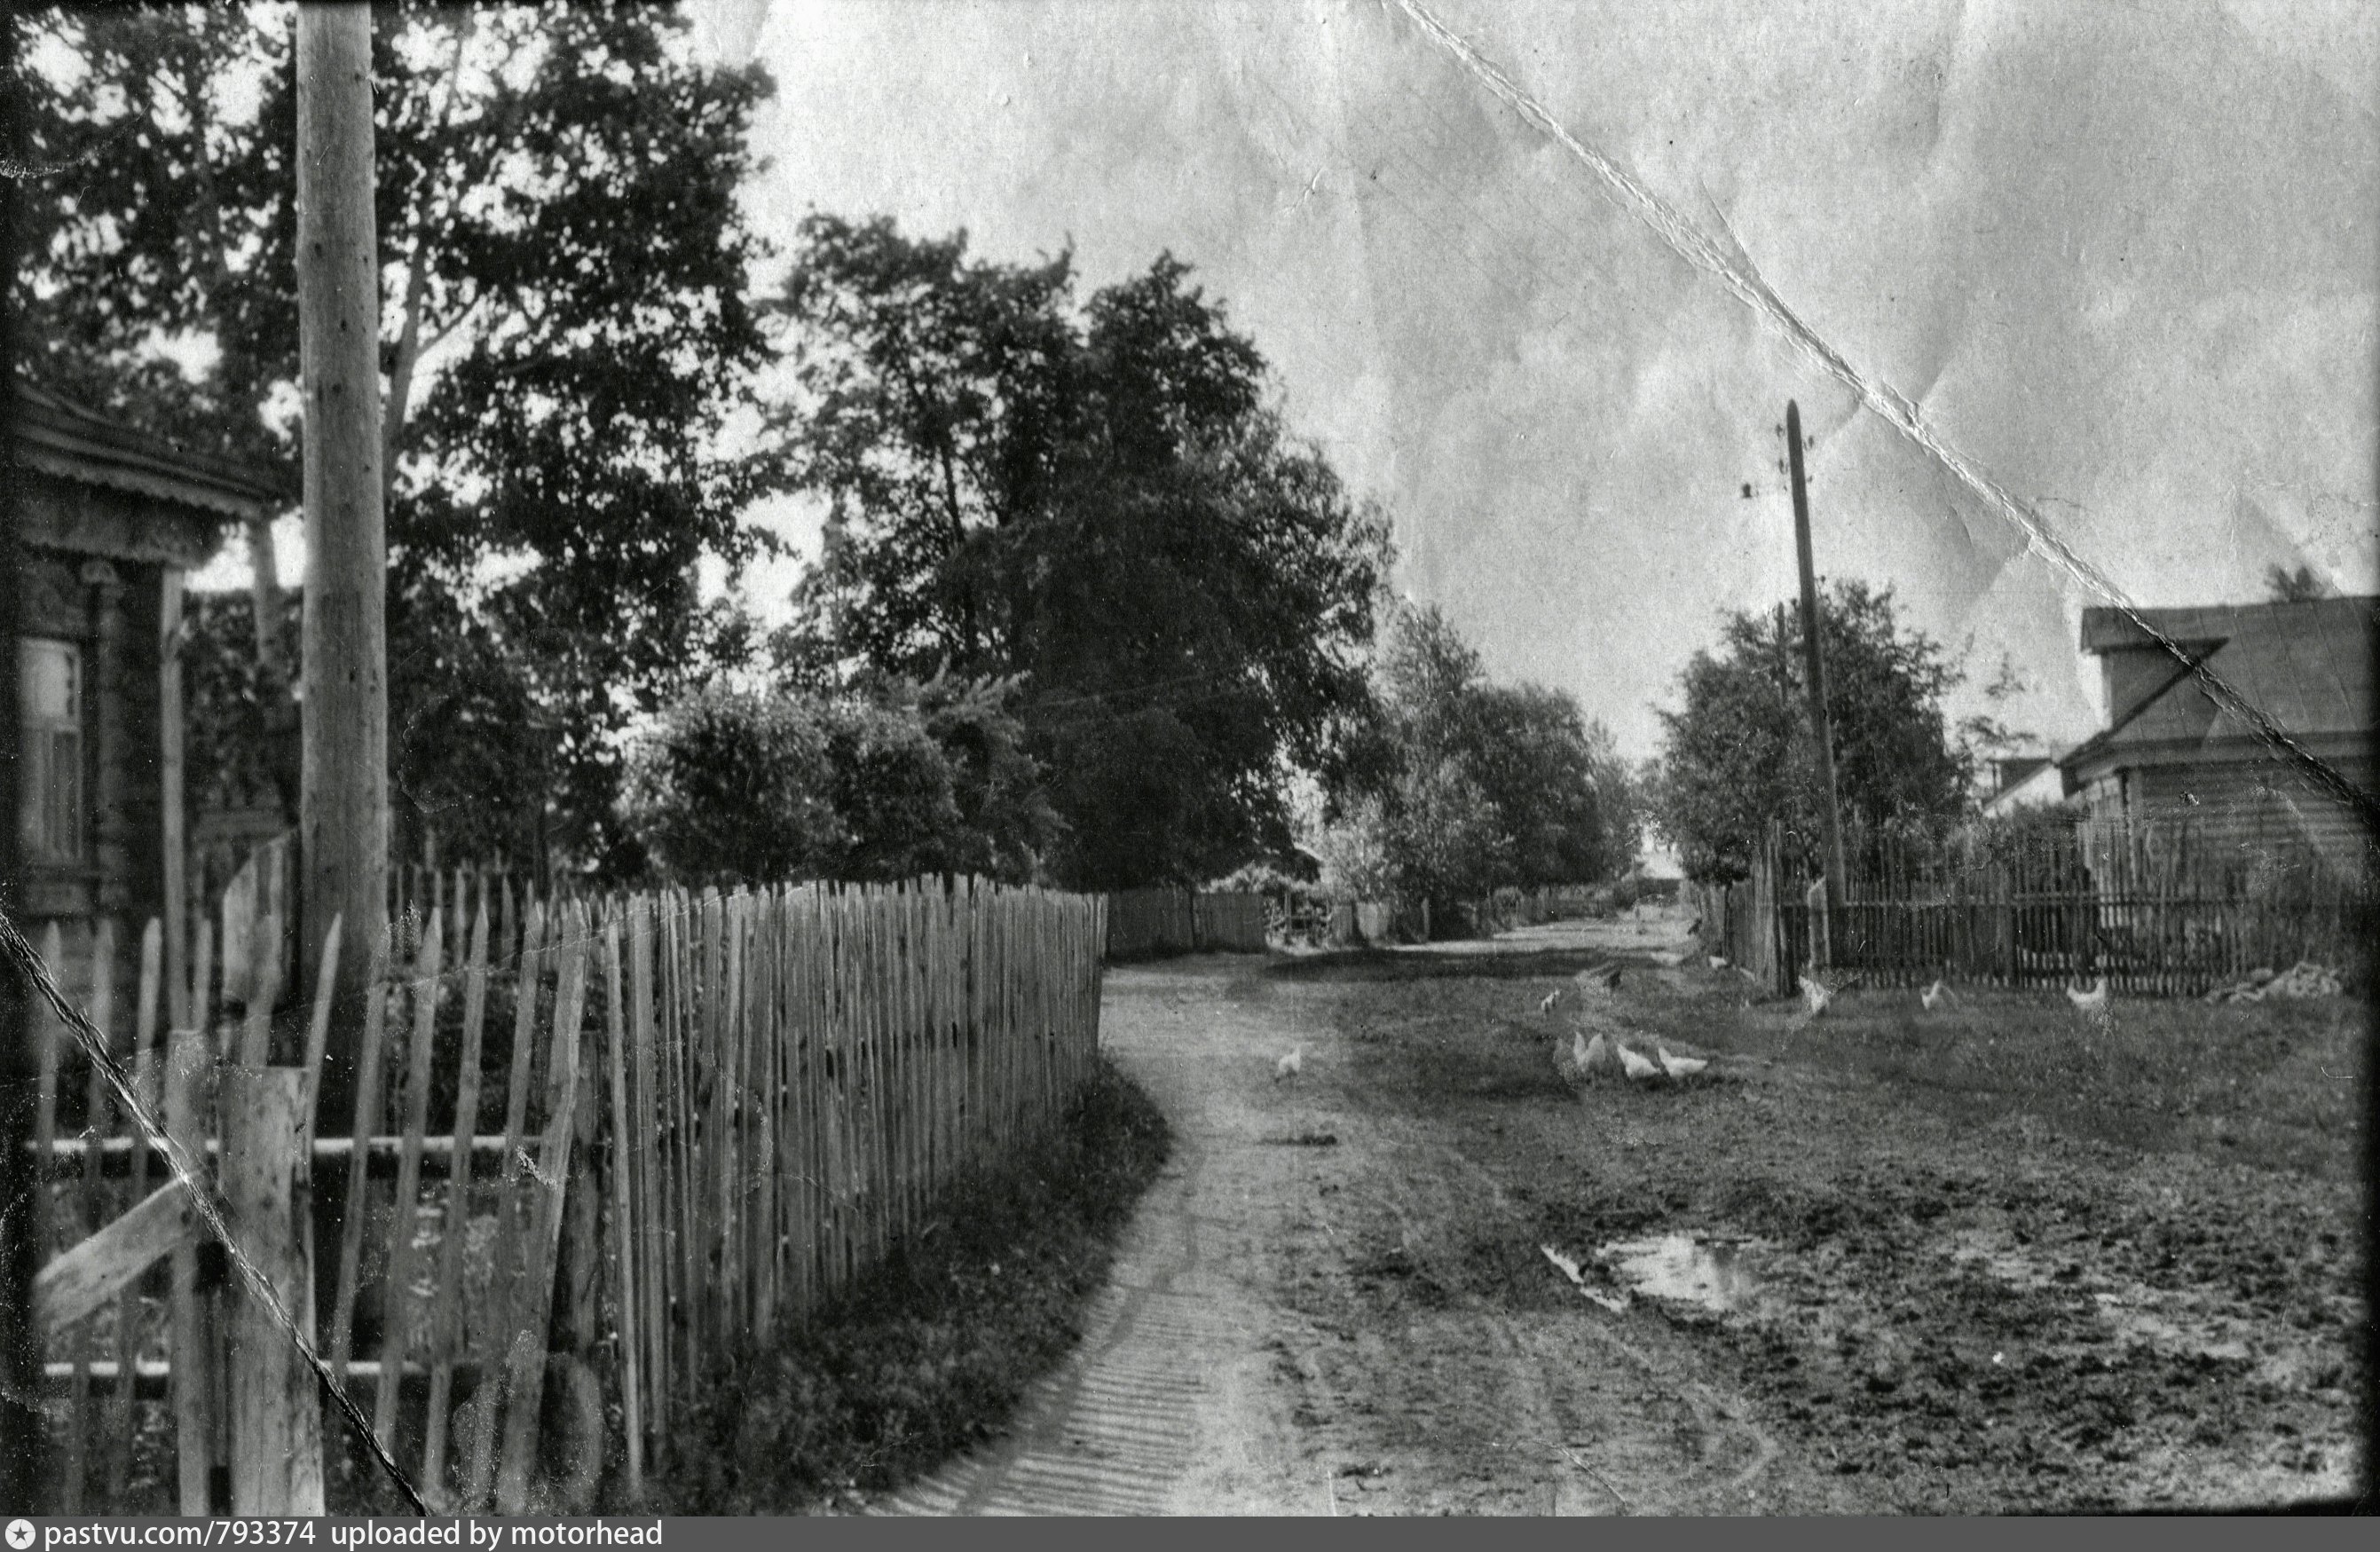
[1619,977,2369,1179]
[657,1056,1172,1514]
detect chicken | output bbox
[1655,1043,1707,1079]
[2066,976,2108,1012]
[1615,1041,1661,1083]
[1708,954,1730,971]
[1582,1032,1611,1074]
[1572,1029,1593,1073]
[1799,974,1832,1017]
[1539,989,1563,1015]
[1274,1045,1304,1082]
[1576,962,1623,995]
[1920,978,1944,1011]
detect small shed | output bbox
[11,380,288,1021]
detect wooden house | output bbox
[2057,597,2376,872]
[11,380,288,1022]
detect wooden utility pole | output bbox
[1785,401,1848,928]
[296,2,388,1123]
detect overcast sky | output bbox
[198,0,2372,760]
[681,0,2376,760]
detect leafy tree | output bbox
[1319,603,1631,924]
[1379,755,1515,913]
[183,592,303,821]
[768,216,1387,888]
[14,3,781,871]
[1651,579,1969,882]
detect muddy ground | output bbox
[1237,910,2368,1513]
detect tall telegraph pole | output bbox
[296,3,387,1120]
[1786,401,1848,916]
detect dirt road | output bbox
[884,907,2363,1515]
[881,914,1864,1516]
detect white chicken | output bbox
[1708,955,1730,971]
[2066,976,2108,1012]
[1799,974,1832,1017]
[1920,978,1944,1011]
[1655,1043,1707,1079]
[1571,1029,1593,1072]
[1274,1045,1304,1082]
[1539,989,1563,1015]
[1615,1041,1662,1083]
[1582,1032,1611,1074]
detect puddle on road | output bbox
[1599,1233,1761,1312]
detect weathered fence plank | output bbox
[220,1066,324,1515]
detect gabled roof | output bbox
[11,378,291,522]
[2061,598,2377,782]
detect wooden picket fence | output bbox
[28,872,1107,1514]
[1693,819,2376,997]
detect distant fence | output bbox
[1104,888,1267,958]
[29,871,1106,1513]
[1695,819,2376,997]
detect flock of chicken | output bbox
[1788,970,2110,1017]
[1270,958,2135,1090]
[1565,1023,1707,1083]
[1545,963,1714,1088]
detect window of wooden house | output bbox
[20,636,83,863]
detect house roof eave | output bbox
[11,380,293,523]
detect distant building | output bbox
[12,379,287,1018]
[2056,597,2376,868]
[1981,752,2071,817]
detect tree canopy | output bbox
[768,215,1389,888]
[14,2,781,871]
[1651,579,1973,882]
[1315,604,1635,921]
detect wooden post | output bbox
[1785,401,1848,923]
[220,1066,325,1514]
[296,0,389,1133]
[161,571,191,1030]
[167,929,219,1514]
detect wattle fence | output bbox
[28,872,1107,1514]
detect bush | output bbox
[619,675,1059,886]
